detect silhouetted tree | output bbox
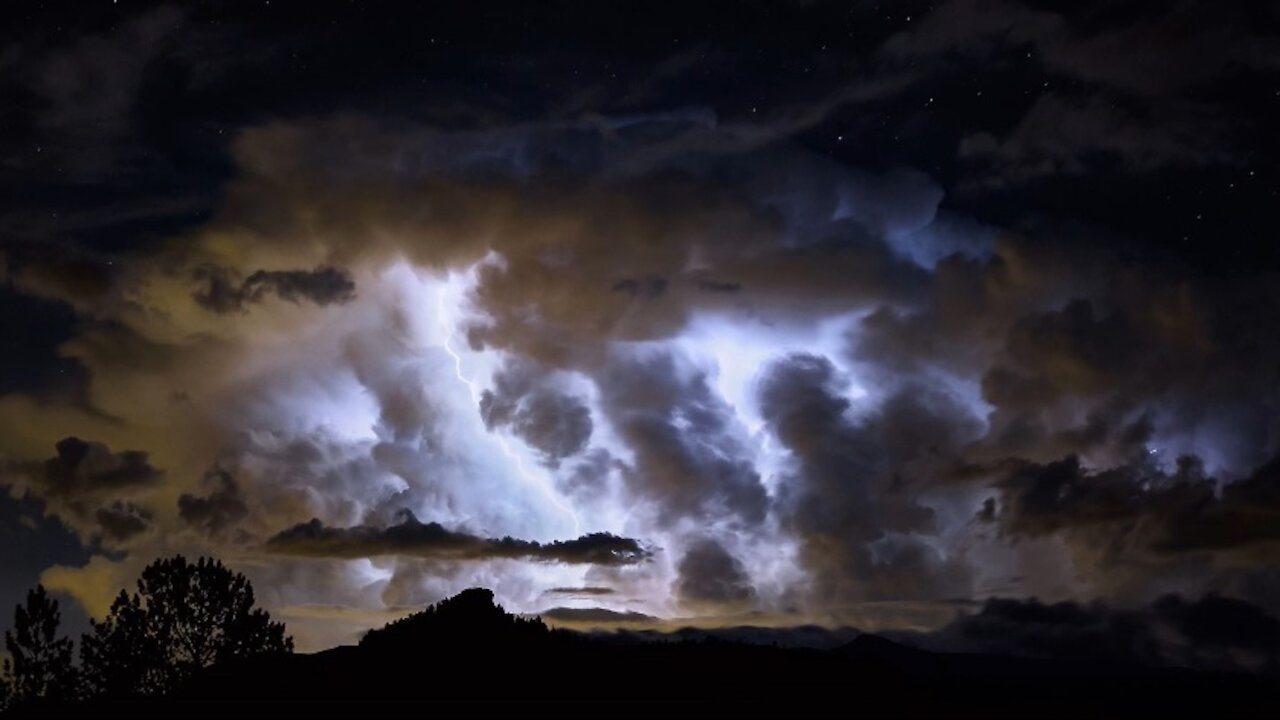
[2,585,76,707]
[79,556,293,696]
[79,590,162,697]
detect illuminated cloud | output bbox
[2,109,1278,650]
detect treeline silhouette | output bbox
[5,572,1280,717]
[0,556,290,715]
[188,587,1280,717]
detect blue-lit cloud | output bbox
[3,113,1279,652]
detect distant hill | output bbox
[361,587,550,650]
[597,623,862,649]
[11,588,1280,718]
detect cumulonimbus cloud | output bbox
[4,109,1280,650]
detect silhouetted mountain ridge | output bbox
[10,588,1280,718]
[838,632,941,670]
[359,587,551,651]
[595,623,862,649]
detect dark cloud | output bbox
[38,436,162,499]
[0,437,162,547]
[93,501,152,542]
[479,360,593,467]
[611,275,668,299]
[1,251,117,311]
[675,538,757,611]
[265,511,652,566]
[759,354,978,603]
[178,466,250,537]
[1,6,188,179]
[558,448,620,501]
[614,625,863,650]
[539,607,657,625]
[981,452,1280,558]
[903,593,1280,674]
[958,94,1236,187]
[880,0,1278,186]
[545,586,616,597]
[883,0,1280,97]
[852,230,1280,473]
[836,223,1280,606]
[597,350,767,526]
[694,279,741,293]
[192,265,356,314]
[995,299,1149,404]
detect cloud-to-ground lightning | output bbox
[436,278,583,537]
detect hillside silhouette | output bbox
[9,586,1279,718]
[359,587,549,651]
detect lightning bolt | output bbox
[436,280,583,537]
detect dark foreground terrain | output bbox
[12,589,1280,718]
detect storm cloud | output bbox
[758,354,977,604]
[0,0,1277,654]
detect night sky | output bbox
[3,1,1280,664]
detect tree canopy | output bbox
[2,555,292,710]
[81,556,293,696]
[1,585,76,709]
